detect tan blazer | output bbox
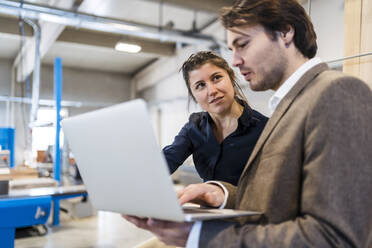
[200,64,372,247]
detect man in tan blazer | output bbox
[124,0,372,247]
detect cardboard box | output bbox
[10,167,39,179]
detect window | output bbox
[31,107,68,161]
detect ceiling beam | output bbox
[0,14,33,36]
[11,0,77,82]
[143,0,236,13]
[0,0,215,46]
[0,11,176,57]
[58,28,176,56]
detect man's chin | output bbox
[249,81,263,91]
[249,80,273,91]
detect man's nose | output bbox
[231,53,243,67]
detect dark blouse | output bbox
[163,103,268,186]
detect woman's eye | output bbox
[195,82,205,90]
[212,75,222,82]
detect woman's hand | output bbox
[177,183,225,207]
[122,215,193,247]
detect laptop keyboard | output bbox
[182,207,220,214]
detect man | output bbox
[124,0,372,247]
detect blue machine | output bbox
[0,196,52,248]
[0,128,15,168]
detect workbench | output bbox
[0,185,87,248]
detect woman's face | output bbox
[189,63,235,116]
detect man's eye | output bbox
[237,41,248,49]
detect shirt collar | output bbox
[203,99,252,128]
[268,57,322,115]
[238,100,253,128]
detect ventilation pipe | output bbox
[22,18,41,124]
[0,0,216,46]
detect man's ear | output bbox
[280,25,295,46]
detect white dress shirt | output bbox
[186,57,323,248]
[185,181,229,248]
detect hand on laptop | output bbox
[177,183,225,207]
[122,215,193,246]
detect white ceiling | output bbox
[0,0,219,74]
[43,41,158,74]
[88,0,214,31]
[0,33,22,59]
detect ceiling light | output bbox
[115,42,142,53]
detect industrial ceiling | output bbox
[0,0,235,76]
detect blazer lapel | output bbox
[239,63,329,178]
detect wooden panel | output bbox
[343,0,362,76]
[360,0,372,88]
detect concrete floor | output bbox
[15,211,154,248]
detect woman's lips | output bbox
[210,96,224,104]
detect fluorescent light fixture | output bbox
[110,23,140,32]
[115,42,142,53]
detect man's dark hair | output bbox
[220,0,317,58]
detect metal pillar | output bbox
[53,57,62,226]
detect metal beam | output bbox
[143,0,236,13]
[0,95,116,108]
[0,0,215,46]
[10,0,77,82]
[58,28,176,56]
[0,14,33,36]
[0,11,176,57]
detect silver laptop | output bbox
[61,99,260,222]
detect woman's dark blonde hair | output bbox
[180,51,248,106]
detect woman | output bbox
[163,51,268,186]
[125,51,268,248]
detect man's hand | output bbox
[122,183,225,246]
[122,215,193,246]
[177,183,225,207]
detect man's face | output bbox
[227,24,288,91]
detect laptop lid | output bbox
[62,99,186,221]
[62,99,261,222]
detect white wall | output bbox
[0,59,12,127]
[308,0,345,63]
[134,0,346,152]
[40,65,132,116]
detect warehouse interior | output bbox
[0,0,371,247]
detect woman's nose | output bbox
[207,83,218,96]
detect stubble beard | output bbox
[251,62,286,91]
[250,45,288,92]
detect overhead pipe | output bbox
[0,0,216,46]
[8,65,16,127]
[0,95,118,108]
[21,18,41,124]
